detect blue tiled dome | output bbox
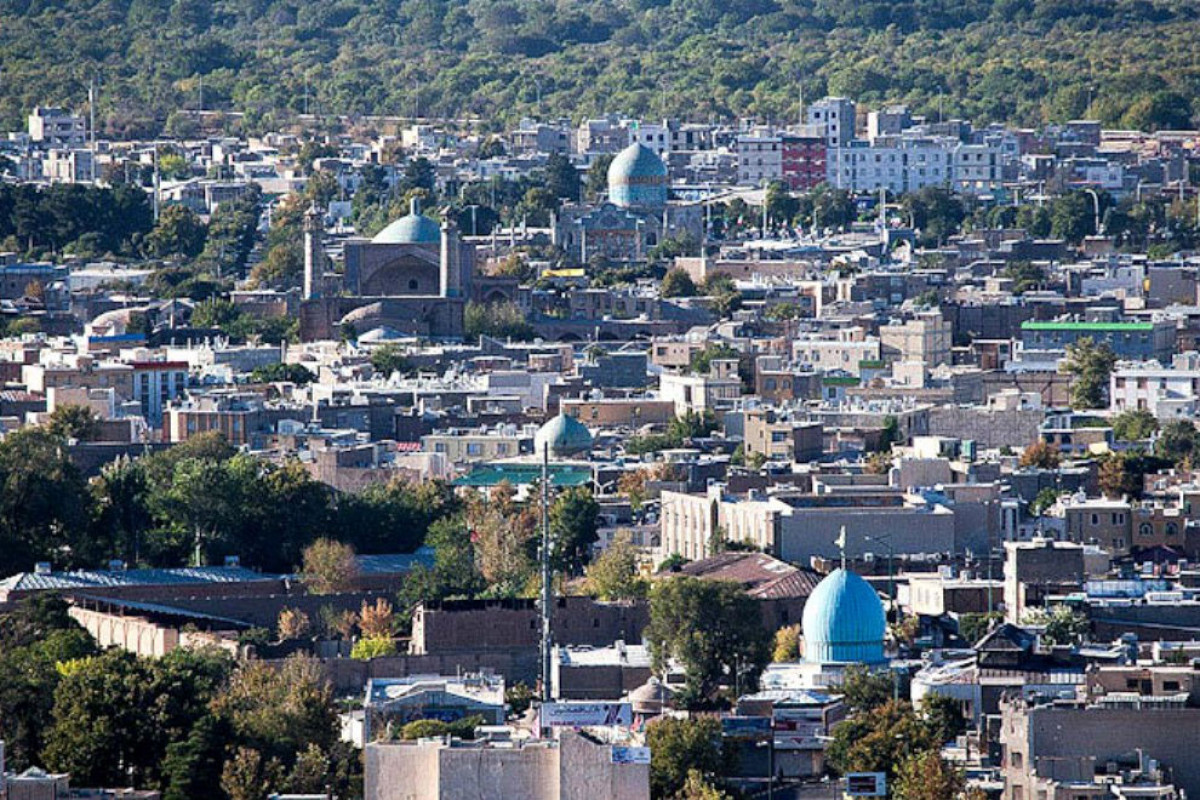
[607,142,668,209]
[372,197,441,245]
[802,568,886,664]
[535,413,594,458]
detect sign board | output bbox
[846,773,887,797]
[540,702,632,728]
[720,716,773,740]
[611,746,651,765]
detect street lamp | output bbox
[863,533,896,618]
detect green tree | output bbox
[46,404,101,441]
[143,204,208,258]
[1112,409,1158,441]
[544,153,581,201]
[1029,487,1062,516]
[369,343,413,377]
[646,716,727,799]
[839,665,896,713]
[661,268,698,298]
[550,486,600,575]
[894,750,965,800]
[921,694,967,745]
[826,700,938,783]
[1023,606,1090,646]
[1062,337,1117,409]
[646,577,771,701]
[464,300,534,341]
[249,363,315,384]
[957,611,1001,645]
[162,714,233,800]
[586,530,647,600]
[0,599,97,771]
[0,427,91,576]
[1155,420,1200,467]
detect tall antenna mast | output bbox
[539,441,554,719]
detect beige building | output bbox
[879,311,953,367]
[791,329,881,377]
[364,729,649,800]
[743,408,823,462]
[421,429,532,464]
[1003,539,1086,623]
[659,486,789,560]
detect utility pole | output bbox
[539,441,554,720]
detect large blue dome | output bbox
[801,568,886,664]
[372,197,441,245]
[607,143,668,209]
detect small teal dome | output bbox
[535,413,593,458]
[607,142,668,209]
[372,197,441,245]
[802,568,886,664]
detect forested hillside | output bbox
[0,0,1197,137]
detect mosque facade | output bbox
[553,142,704,265]
[298,198,517,342]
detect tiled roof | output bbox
[676,552,821,599]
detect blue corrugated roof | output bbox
[0,565,278,593]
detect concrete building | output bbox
[1003,539,1086,622]
[364,729,649,800]
[879,312,953,367]
[27,106,86,148]
[1000,696,1200,800]
[1110,353,1200,419]
[1020,320,1176,362]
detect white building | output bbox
[1110,353,1200,419]
[736,131,783,185]
[27,106,86,148]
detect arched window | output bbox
[1167,522,1179,537]
[1139,523,1153,537]
[408,279,418,290]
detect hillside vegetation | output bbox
[0,0,1197,136]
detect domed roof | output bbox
[607,142,668,209]
[801,568,886,664]
[372,197,441,245]
[535,413,594,458]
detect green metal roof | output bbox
[858,359,886,369]
[452,463,593,488]
[1021,321,1154,332]
[822,376,861,386]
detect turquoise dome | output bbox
[802,568,886,664]
[607,142,668,209]
[535,413,594,458]
[372,197,441,245]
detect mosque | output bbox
[552,142,703,264]
[298,198,518,342]
[783,565,890,689]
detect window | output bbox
[1164,681,1181,691]
[409,279,418,290]
[1140,523,1154,537]
[1167,523,1179,536]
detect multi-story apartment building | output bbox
[27,106,86,148]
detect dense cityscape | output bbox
[1,32,1200,800]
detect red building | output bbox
[781,135,826,191]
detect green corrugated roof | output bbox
[452,463,593,488]
[858,359,886,369]
[822,376,861,386]
[1021,321,1154,332]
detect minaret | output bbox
[303,204,322,300]
[439,212,461,298]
